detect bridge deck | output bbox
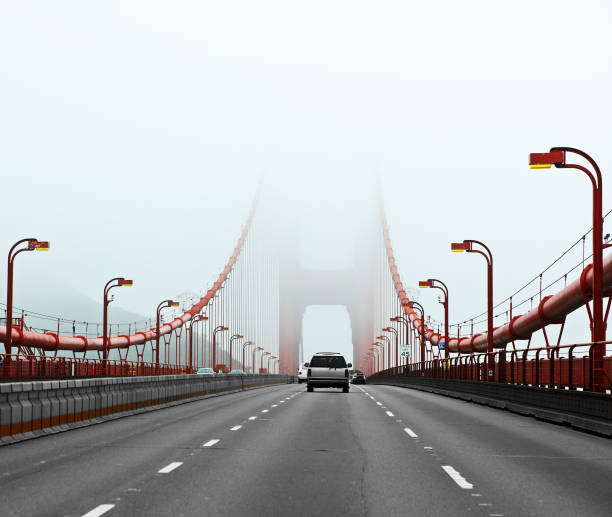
[1,384,610,516]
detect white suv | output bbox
[306,352,352,393]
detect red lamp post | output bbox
[452,240,494,379]
[402,300,426,364]
[262,351,271,373]
[419,279,449,358]
[530,148,607,391]
[229,334,243,371]
[253,346,264,373]
[156,299,179,370]
[376,334,391,370]
[242,341,255,372]
[212,325,229,372]
[265,353,274,372]
[382,327,399,368]
[5,239,49,360]
[390,316,411,365]
[371,343,383,372]
[188,314,208,371]
[103,277,133,371]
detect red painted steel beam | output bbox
[381,210,612,354]
[0,195,259,353]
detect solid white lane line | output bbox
[248,416,257,420]
[404,427,418,438]
[82,505,115,517]
[376,401,382,406]
[157,462,183,474]
[262,409,269,413]
[230,426,242,431]
[203,439,220,447]
[385,411,395,417]
[441,466,474,489]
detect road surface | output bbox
[1,383,611,516]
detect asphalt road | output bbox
[1,382,611,517]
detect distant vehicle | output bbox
[306,352,352,393]
[351,371,366,384]
[297,363,308,383]
[229,369,245,374]
[196,367,215,375]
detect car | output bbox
[297,363,308,383]
[229,369,245,374]
[196,367,215,375]
[306,352,352,393]
[351,371,366,384]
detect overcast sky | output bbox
[1,1,610,363]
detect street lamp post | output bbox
[212,325,229,372]
[382,327,399,368]
[156,299,179,371]
[229,334,244,371]
[419,279,449,358]
[242,341,255,372]
[452,240,494,379]
[188,315,208,371]
[402,300,426,364]
[390,316,411,365]
[530,148,607,391]
[262,351,271,372]
[5,239,49,360]
[103,277,133,371]
[371,342,383,372]
[376,335,391,370]
[253,346,264,373]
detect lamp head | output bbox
[529,150,565,169]
[28,240,50,251]
[451,242,470,252]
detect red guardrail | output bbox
[375,342,612,392]
[0,353,192,380]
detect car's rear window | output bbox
[309,355,347,368]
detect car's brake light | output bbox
[345,369,349,377]
[307,368,311,377]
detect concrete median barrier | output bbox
[1,374,295,444]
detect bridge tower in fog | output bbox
[264,174,380,374]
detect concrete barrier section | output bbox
[0,374,295,443]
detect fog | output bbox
[1,1,611,365]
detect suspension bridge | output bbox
[0,148,611,517]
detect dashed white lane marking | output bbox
[471,494,482,497]
[157,462,183,474]
[478,503,493,507]
[404,427,418,438]
[271,404,278,407]
[376,402,383,406]
[385,411,395,417]
[279,401,285,403]
[82,504,115,517]
[424,446,433,450]
[248,416,257,420]
[230,426,242,431]
[203,439,220,447]
[262,409,269,413]
[441,465,474,489]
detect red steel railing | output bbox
[373,341,612,392]
[0,353,192,380]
